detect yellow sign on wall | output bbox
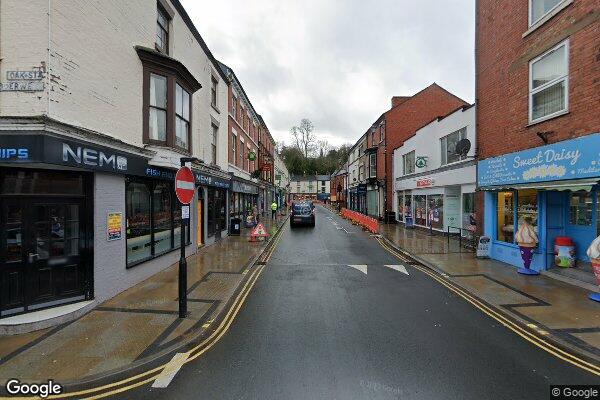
[107,212,123,241]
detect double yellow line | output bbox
[376,237,600,377]
[2,225,286,400]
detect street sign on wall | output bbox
[175,166,195,204]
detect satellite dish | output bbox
[455,138,471,156]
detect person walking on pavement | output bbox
[271,200,278,220]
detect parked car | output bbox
[290,201,315,228]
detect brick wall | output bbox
[227,84,258,174]
[475,0,599,235]
[384,84,468,212]
[476,1,600,161]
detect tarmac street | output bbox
[118,205,598,400]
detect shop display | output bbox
[515,217,539,275]
[587,235,600,302]
[554,236,576,268]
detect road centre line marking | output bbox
[376,237,600,376]
[151,353,189,388]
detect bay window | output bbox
[149,74,167,142]
[529,40,569,123]
[137,47,200,153]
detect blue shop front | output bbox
[478,133,600,272]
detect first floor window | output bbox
[175,84,190,149]
[369,153,376,178]
[441,127,467,165]
[149,74,167,142]
[403,151,415,175]
[530,40,568,123]
[211,124,218,164]
[232,134,237,163]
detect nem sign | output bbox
[477,133,600,187]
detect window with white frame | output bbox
[369,153,376,178]
[403,151,415,175]
[232,96,237,118]
[239,137,245,166]
[529,40,569,123]
[211,76,218,108]
[529,0,566,26]
[380,124,385,141]
[231,133,237,163]
[211,124,218,164]
[440,127,467,165]
[359,165,364,181]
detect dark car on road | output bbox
[290,201,315,228]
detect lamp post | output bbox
[178,157,198,318]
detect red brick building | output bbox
[330,168,347,207]
[476,0,600,275]
[381,84,467,219]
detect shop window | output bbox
[428,195,444,230]
[403,151,415,175]
[462,192,476,231]
[497,192,515,243]
[1,170,84,195]
[397,193,404,221]
[126,179,190,267]
[517,189,538,234]
[126,181,152,265]
[414,195,427,226]
[152,182,172,256]
[529,40,568,123]
[440,127,467,165]
[569,191,592,226]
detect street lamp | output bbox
[178,156,199,318]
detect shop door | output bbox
[546,191,566,268]
[0,198,86,316]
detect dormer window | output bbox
[156,4,169,54]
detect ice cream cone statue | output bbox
[586,235,600,302]
[516,217,539,275]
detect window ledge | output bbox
[211,104,220,114]
[526,110,569,127]
[523,0,573,38]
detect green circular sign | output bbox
[248,151,256,161]
[415,156,427,168]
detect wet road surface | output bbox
[119,205,598,399]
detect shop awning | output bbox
[480,178,599,192]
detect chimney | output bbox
[391,96,410,108]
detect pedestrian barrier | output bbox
[340,208,379,234]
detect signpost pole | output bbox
[177,157,198,319]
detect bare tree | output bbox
[290,118,316,158]
[317,140,330,158]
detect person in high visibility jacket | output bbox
[271,201,278,220]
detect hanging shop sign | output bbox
[248,151,257,161]
[107,212,123,241]
[261,163,272,172]
[477,133,600,187]
[415,156,428,168]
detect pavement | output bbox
[0,215,287,394]
[115,205,597,400]
[379,223,600,365]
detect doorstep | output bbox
[0,300,97,335]
[543,262,597,292]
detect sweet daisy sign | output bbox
[477,133,600,187]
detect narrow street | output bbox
[120,205,597,400]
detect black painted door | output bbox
[0,198,86,316]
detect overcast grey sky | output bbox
[182,0,475,147]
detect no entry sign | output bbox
[175,166,195,204]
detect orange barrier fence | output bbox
[340,208,379,234]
